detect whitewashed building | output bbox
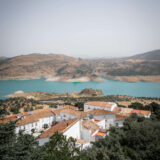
[16,109,55,134]
[86,109,116,128]
[84,101,117,111]
[38,118,81,146]
[38,118,106,147]
[53,108,87,121]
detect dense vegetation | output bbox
[0,119,82,160]
[0,98,42,115]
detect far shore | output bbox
[104,75,160,82]
[0,75,160,82]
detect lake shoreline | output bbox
[1,75,160,82]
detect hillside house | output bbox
[15,109,55,134]
[38,118,106,148]
[60,109,87,120]
[86,109,116,128]
[113,107,151,118]
[53,108,87,122]
[84,101,117,111]
[39,118,81,145]
[81,119,100,142]
[131,109,151,118]
[115,114,126,127]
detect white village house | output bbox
[38,118,107,149]
[38,118,91,150]
[53,108,87,122]
[15,109,55,134]
[84,101,117,111]
[86,109,117,128]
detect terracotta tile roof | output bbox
[33,108,51,113]
[76,139,89,144]
[53,109,66,115]
[16,115,38,126]
[61,105,78,110]
[139,110,151,116]
[82,120,99,134]
[0,115,17,123]
[40,118,79,138]
[85,101,113,108]
[112,107,121,113]
[84,109,93,112]
[87,109,114,115]
[16,109,54,126]
[119,108,133,116]
[94,120,100,123]
[131,109,151,116]
[20,112,29,116]
[115,114,127,121]
[96,131,106,137]
[61,109,87,118]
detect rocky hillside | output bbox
[90,50,160,81]
[0,50,160,82]
[0,53,96,81]
[130,50,160,60]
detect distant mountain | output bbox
[0,56,8,60]
[0,53,94,80]
[0,50,160,82]
[130,50,160,60]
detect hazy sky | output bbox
[0,0,160,58]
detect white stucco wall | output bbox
[76,142,92,150]
[81,128,96,142]
[63,120,81,139]
[84,102,117,111]
[96,119,105,129]
[92,114,115,129]
[60,112,77,120]
[38,137,49,146]
[16,115,55,134]
[114,120,124,127]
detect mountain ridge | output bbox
[0,50,160,82]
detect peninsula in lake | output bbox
[0,50,160,82]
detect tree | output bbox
[42,132,82,160]
[148,102,160,120]
[128,102,144,109]
[12,131,42,160]
[75,102,84,111]
[0,114,42,160]
[0,121,16,160]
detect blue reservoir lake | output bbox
[0,78,160,99]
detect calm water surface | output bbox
[0,78,160,99]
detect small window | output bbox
[116,123,118,127]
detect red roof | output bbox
[131,109,151,116]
